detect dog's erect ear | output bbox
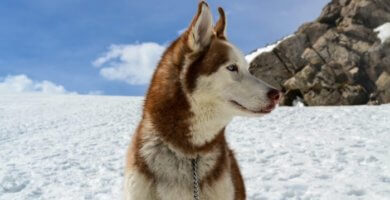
[214,7,227,39]
[187,1,214,51]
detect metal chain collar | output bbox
[191,157,200,200]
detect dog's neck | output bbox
[188,98,233,147]
[144,94,231,157]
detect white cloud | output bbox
[93,42,166,85]
[0,74,76,94]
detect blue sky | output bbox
[0,0,329,96]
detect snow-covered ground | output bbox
[1,94,390,200]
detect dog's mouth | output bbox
[229,100,276,114]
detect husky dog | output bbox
[124,2,280,200]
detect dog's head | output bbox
[180,2,280,117]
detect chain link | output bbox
[191,157,200,200]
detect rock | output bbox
[314,64,339,89]
[351,0,390,29]
[273,34,309,73]
[376,72,390,103]
[318,0,342,25]
[249,0,390,105]
[383,55,390,73]
[312,30,361,68]
[304,84,367,106]
[248,51,292,90]
[340,84,369,105]
[339,0,351,6]
[339,23,378,43]
[283,65,318,92]
[304,88,341,106]
[363,48,385,82]
[297,22,329,44]
[348,67,360,80]
[330,62,348,83]
[302,48,325,66]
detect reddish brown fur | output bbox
[229,150,246,200]
[214,7,227,40]
[126,2,246,199]
[200,129,227,187]
[186,38,230,92]
[126,123,155,181]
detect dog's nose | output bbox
[267,89,281,101]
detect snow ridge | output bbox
[245,35,294,63]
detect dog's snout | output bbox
[267,89,281,101]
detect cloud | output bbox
[0,74,76,94]
[93,42,166,85]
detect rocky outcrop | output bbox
[249,0,390,105]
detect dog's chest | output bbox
[140,139,235,200]
[140,137,221,184]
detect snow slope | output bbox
[1,94,390,200]
[245,35,293,63]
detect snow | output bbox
[1,94,390,200]
[245,35,294,63]
[375,22,390,44]
[292,96,305,107]
[245,44,278,63]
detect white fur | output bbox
[221,42,273,114]
[124,171,157,200]
[188,3,214,51]
[191,41,273,121]
[124,114,234,200]
[203,171,235,200]
[188,94,232,146]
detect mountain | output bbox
[248,0,390,106]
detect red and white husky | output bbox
[124,2,280,200]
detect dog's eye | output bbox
[226,64,238,72]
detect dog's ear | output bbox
[187,1,214,51]
[214,7,227,39]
